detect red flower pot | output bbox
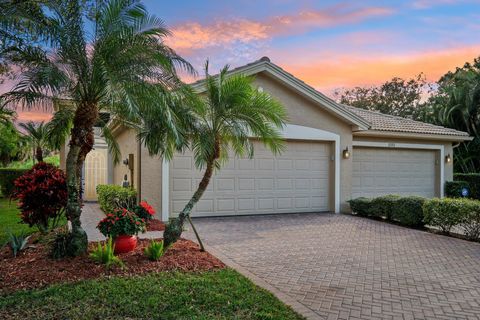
[114,235,137,254]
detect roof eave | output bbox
[353,130,473,142]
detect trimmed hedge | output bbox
[347,197,372,217]
[445,181,470,198]
[454,174,480,200]
[0,168,28,197]
[96,184,137,213]
[391,196,426,227]
[370,195,401,219]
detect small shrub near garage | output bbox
[347,197,372,217]
[391,196,426,227]
[423,198,466,233]
[0,168,28,197]
[445,181,470,198]
[459,200,480,241]
[454,173,480,200]
[370,194,401,219]
[96,184,137,213]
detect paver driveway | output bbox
[186,213,480,320]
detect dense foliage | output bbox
[11,162,67,232]
[454,173,480,200]
[445,180,470,198]
[97,208,146,238]
[370,194,401,219]
[0,121,22,166]
[133,200,156,221]
[0,168,28,196]
[96,184,137,214]
[391,196,426,227]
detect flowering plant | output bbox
[132,200,156,221]
[97,208,146,238]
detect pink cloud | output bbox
[166,5,394,53]
[16,111,52,123]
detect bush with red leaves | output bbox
[11,162,67,232]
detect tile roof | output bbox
[343,105,469,137]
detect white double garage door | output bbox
[170,141,438,217]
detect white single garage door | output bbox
[352,147,437,199]
[170,140,331,217]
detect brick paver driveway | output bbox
[187,213,480,320]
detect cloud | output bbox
[16,111,52,122]
[166,5,394,53]
[412,0,468,9]
[277,45,480,92]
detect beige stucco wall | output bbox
[112,128,139,190]
[139,145,162,215]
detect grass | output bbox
[0,269,304,320]
[4,155,60,169]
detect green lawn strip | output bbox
[0,268,304,320]
[3,155,60,169]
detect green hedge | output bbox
[423,198,480,239]
[347,197,372,217]
[391,196,426,227]
[0,168,28,197]
[371,195,401,219]
[454,174,480,200]
[96,184,137,213]
[445,181,470,198]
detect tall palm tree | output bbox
[1,0,194,255]
[19,121,49,162]
[163,63,288,248]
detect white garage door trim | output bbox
[161,124,341,221]
[352,140,444,198]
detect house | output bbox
[60,57,471,222]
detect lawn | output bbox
[0,198,33,246]
[3,155,60,169]
[0,268,304,320]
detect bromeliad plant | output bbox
[97,208,146,239]
[90,238,123,268]
[144,240,165,261]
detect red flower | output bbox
[140,201,155,215]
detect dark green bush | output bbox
[0,168,27,197]
[423,198,466,233]
[391,196,426,227]
[348,197,373,217]
[445,181,470,198]
[370,195,401,219]
[460,200,480,241]
[96,184,137,213]
[454,174,480,200]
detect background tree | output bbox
[19,121,49,163]
[334,74,430,119]
[1,0,194,255]
[162,63,287,249]
[0,121,21,166]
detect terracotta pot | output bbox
[114,235,137,254]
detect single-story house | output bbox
[60,57,471,222]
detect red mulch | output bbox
[0,238,224,294]
[146,219,165,231]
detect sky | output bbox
[7,0,480,122]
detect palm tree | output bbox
[1,0,194,255]
[163,63,288,249]
[19,121,49,162]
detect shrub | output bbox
[50,229,71,259]
[96,184,137,213]
[97,208,146,238]
[132,200,156,221]
[391,196,426,227]
[11,163,67,232]
[370,195,401,219]
[90,238,123,268]
[144,240,165,261]
[458,200,480,241]
[454,174,480,200]
[8,232,30,257]
[0,168,27,197]
[423,198,466,233]
[445,181,470,198]
[348,197,373,216]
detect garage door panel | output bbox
[170,140,331,217]
[352,147,436,199]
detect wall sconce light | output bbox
[343,147,350,159]
[122,158,129,166]
[445,154,451,163]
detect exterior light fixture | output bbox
[343,147,350,159]
[445,154,452,163]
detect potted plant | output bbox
[97,208,146,253]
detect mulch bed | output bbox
[146,219,165,231]
[0,238,225,294]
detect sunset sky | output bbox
[6,0,480,122]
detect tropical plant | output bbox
[133,200,156,221]
[1,0,194,255]
[162,62,287,249]
[19,121,49,163]
[11,162,67,232]
[90,238,123,268]
[0,102,16,125]
[97,208,146,239]
[0,121,21,166]
[8,232,30,257]
[144,239,165,261]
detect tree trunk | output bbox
[65,103,98,256]
[35,146,43,163]
[163,159,215,249]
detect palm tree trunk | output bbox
[163,159,215,249]
[35,146,43,162]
